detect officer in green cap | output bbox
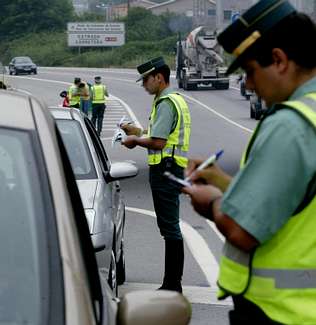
[91,76,108,136]
[121,57,191,293]
[183,0,316,323]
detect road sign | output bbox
[67,22,125,47]
[231,12,240,23]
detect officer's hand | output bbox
[121,123,142,137]
[186,160,232,192]
[185,158,204,177]
[182,184,222,219]
[121,135,138,149]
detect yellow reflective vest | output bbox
[68,85,80,106]
[92,84,107,104]
[217,92,316,324]
[147,92,191,168]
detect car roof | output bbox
[49,106,83,121]
[14,56,32,60]
[0,90,37,129]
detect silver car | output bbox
[0,90,191,325]
[49,107,137,295]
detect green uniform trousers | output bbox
[149,160,183,240]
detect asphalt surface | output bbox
[4,68,258,324]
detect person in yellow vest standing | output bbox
[91,76,108,136]
[183,1,316,324]
[68,77,81,108]
[78,80,90,115]
[121,57,191,293]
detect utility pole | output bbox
[295,0,302,11]
[216,0,222,31]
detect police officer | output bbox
[91,76,108,136]
[121,57,191,293]
[68,77,81,108]
[184,1,316,324]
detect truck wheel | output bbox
[240,82,246,96]
[116,241,126,285]
[254,110,261,120]
[250,105,255,119]
[254,104,261,120]
[183,78,188,90]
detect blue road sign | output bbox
[231,12,240,23]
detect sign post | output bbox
[67,22,125,47]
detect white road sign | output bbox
[67,22,125,47]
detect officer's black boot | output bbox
[158,239,184,293]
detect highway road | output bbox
[4,68,258,325]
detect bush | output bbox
[0,30,177,68]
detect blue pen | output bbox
[185,149,224,182]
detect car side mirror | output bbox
[117,290,191,325]
[105,161,138,183]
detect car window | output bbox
[55,128,103,322]
[84,117,110,172]
[0,128,63,324]
[15,57,32,64]
[56,119,97,180]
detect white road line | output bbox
[206,220,225,242]
[118,282,232,306]
[7,74,250,133]
[126,206,219,287]
[180,93,252,134]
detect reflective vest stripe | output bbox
[171,95,185,145]
[252,268,316,289]
[148,147,188,157]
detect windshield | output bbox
[15,57,32,64]
[0,128,48,324]
[56,119,97,180]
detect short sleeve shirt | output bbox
[221,76,316,243]
[150,87,178,140]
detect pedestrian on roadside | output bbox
[91,76,108,136]
[68,77,81,108]
[59,90,70,107]
[183,1,316,324]
[78,80,90,115]
[121,57,191,293]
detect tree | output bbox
[0,0,74,42]
[121,7,192,42]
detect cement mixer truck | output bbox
[176,26,229,90]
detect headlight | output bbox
[85,209,95,233]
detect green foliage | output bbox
[0,5,192,69]
[121,8,192,42]
[0,0,74,42]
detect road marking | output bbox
[7,73,251,133]
[206,220,225,242]
[126,206,219,287]
[180,93,252,134]
[118,282,232,306]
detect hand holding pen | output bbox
[185,150,224,182]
